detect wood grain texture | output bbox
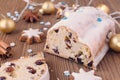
[0,0,120,80]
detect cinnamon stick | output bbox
[2,53,12,59]
[0,41,11,51]
[0,47,8,55]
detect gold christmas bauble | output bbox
[109,34,120,52]
[0,18,15,33]
[41,1,55,14]
[97,4,110,14]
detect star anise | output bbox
[23,10,40,23]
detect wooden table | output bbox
[0,0,120,80]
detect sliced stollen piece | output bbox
[44,7,116,69]
[0,52,50,80]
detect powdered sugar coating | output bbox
[22,28,42,38]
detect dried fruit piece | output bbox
[46,45,49,49]
[77,58,83,64]
[52,47,59,54]
[68,32,72,38]
[72,37,77,43]
[87,61,93,67]
[9,63,15,67]
[6,66,14,72]
[0,76,6,80]
[35,60,44,65]
[27,67,36,74]
[65,36,72,49]
[54,29,59,33]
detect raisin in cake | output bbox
[0,52,50,80]
[44,7,116,69]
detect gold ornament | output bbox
[41,1,55,14]
[0,18,15,33]
[109,34,120,52]
[97,4,110,14]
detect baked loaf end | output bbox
[44,7,116,68]
[0,52,49,80]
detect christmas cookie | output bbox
[44,7,116,69]
[19,28,44,44]
[0,52,50,80]
[69,68,102,80]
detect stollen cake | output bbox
[0,52,50,80]
[44,7,116,69]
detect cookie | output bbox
[69,68,102,80]
[19,28,44,44]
